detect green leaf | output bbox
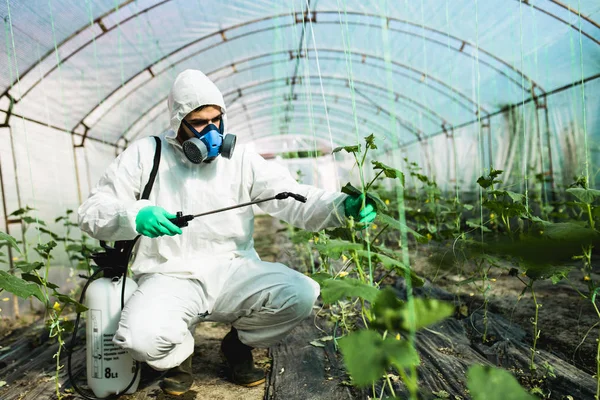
[355,250,425,287]
[55,294,88,313]
[372,161,405,185]
[37,227,60,239]
[66,243,84,252]
[489,168,503,179]
[22,216,46,226]
[529,215,548,224]
[466,220,492,232]
[505,191,525,203]
[9,206,35,217]
[0,231,22,254]
[320,278,380,304]
[311,272,333,286]
[567,188,600,204]
[333,145,360,154]
[35,241,57,259]
[372,288,405,331]
[524,263,572,283]
[0,270,45,303]
[314,239,363,259]
[477,176,494,189]
[372,288,454,332]
[541,222,595,241]
[377,214,428,243]
[338,329,419,387]
[15,260,45,273]
[365,134,377,150]
[467,365,537,400]
[20,273,59,290]
[402,297,454,331]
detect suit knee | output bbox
[291,276,320,319]
[114,319,188,362]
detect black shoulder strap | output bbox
[99,136,161,257]
[141,136,161,200]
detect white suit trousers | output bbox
[112,257,320,370]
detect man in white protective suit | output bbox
[78,69,376,396]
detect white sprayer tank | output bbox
[85,276,140,398]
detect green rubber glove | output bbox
[344,194,377,228]
[135,206,183,238]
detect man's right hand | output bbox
[135,206,183,238]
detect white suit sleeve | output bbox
[78,139,154,241]
[245,149,347,232]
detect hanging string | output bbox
[517,0,530,211]
[270,3,284,151]
[303,0,340,189]
[47,0,75,215]
[473,0,485,244]
[84,0,104,144]
[377,0,417,388]
[295,1,320,184]
[336,0,375,286]
[527,1,549,211]
[577,0,590,187]
[444,1,459,203]
[5,0,41,244]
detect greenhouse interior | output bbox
[0,0,599,399]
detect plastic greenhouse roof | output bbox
[0,0,599,151]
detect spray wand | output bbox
[169,191,307,228]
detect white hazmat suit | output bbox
[78,69,348,370]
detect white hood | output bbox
[167,69,228,134]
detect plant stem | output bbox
[385,373,397,398]
[587,203,595,230]
[365,170,385,192]
[370,224,389,247]
[590,299,600,400]
[397,367,418,400]
[530,281,541,374]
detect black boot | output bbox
[220,327,266,387]
[161,354,194,396]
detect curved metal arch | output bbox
[6,6,558,104]
[249,133,335,151]
[0,0,141,99]
[12,0,600,107]
[226,86,440,126]
[517,0,600,45]
[115,74,440,145]
[221,75,449,124]
[228,90,424,138]
[226,102,400,140]
[232,119,396,153]
[127,105,168,142]
[80,46,487,136]
[125,89,428,143]
[243,129,394,153]
[13,8,551,138]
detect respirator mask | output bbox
[181,117,236,164]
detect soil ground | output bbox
[409,241,600,375]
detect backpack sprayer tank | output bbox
[85,273,140,397]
